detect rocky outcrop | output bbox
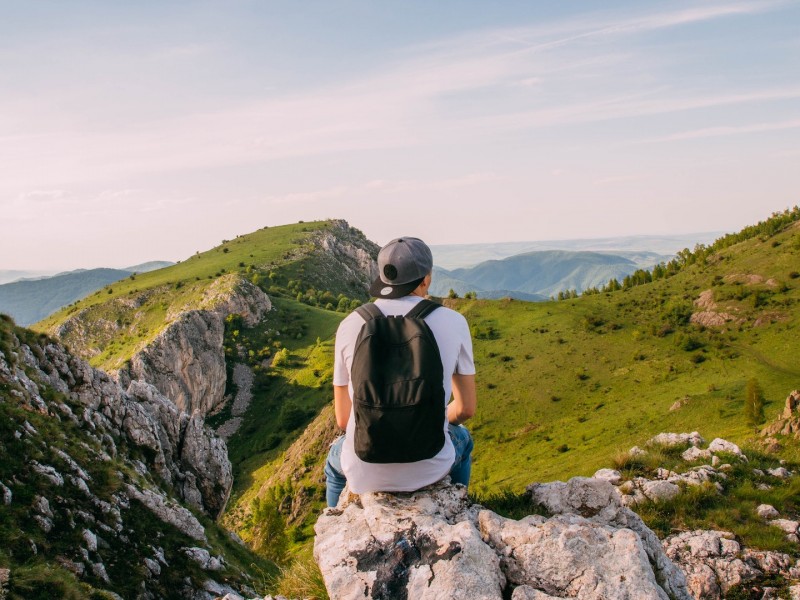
[118,276,271,416]
[314,477,691,600]
[761,390,800,438]
[3,329,231,518]
[315,220,379,290]
[690,289,739,327]
[663,530,800,599]
[0,323,266,599]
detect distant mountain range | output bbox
[430,250,671,300]
[430,232,722,270]
[0,262,174,325]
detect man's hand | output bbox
[448,374,476,425]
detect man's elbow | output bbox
[335,415,349,430]
[459,405,476,421]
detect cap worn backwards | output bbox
[368,237,433,299]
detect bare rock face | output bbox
[9,335,231,518]
[315,220,379,288]
[314,482,503,600]
[314,477,691,600]
[119,277,271,416]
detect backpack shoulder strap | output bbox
[405,299,440,320]
[355,302,384,322]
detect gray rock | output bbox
[511,586,562,600]
[592,468,622,485]
[767,467,790,478]
[681,446,712,462]
[182,547,224,571]
[0,568,9,599]
[126,485,206,542]
[33,515,53,533]
[32,495,54,518]
[770,519,800,535]
[315,478,691,600]
[144,557,161,577]
[757,504,780,519]
[707,438,742,456]
[641,481,680,502]
[91,562,111,584]
[315,481,505,599]
[0,482,11,505]
[663,530,759,597]
[648,432,705,448]
[83,529,98,552]
[30,461,64,486]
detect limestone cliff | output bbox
[1,326,231,518]
[117,276,271,416]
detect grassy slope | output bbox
[464,220,800,494]
[34,221,331,371]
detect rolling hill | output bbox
[430,249,670,299]
[0,262,175,326]
[16,208,800,597]
[222,208,800,586]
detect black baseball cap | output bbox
[368,237,433,299]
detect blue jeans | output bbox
[324,424,474,507]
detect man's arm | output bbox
[334,385,352,430]
[448,374,476,425]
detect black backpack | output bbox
[351,299,445,463]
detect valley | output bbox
[1,209,799,598]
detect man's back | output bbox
[333,295,475,494]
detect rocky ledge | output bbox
[2,328,231,518]
[314,477,691,600]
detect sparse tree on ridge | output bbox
[744,377,765,430]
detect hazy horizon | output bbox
[2,1,798,270]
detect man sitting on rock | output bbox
[324,236,477,507]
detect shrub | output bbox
[744,378,765,428]
[272,348,290,367]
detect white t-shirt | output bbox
[333,295,476,494]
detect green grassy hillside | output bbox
[464,216,800,492]
[34,220,372,373]
[241,210,800,596]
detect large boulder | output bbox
[314,477,691,600]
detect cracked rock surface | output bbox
[314,477,691,600]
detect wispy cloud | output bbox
[0,1,794,201]
[263,173,500,205]
[642,118,800,143]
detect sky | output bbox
[1,0,799,270]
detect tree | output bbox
[250,491,288,563]
[448,289,459,299]
[744,378,765,429]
